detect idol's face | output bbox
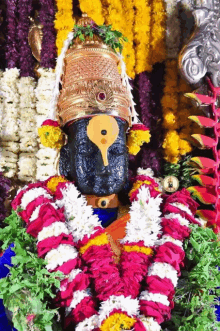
[60,117,129,196]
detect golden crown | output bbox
[57,14,132,127]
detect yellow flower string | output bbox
[80,233,109,254]
[100,0,135,78]
[55,0,75,55]
[162,60,180,163]
[121,0,135,78]
[134,0,152,73]
[123,245,153,256]
[100,313,136,331]
[79,0,104,25]
[162,61,204,163]
[150,0,166,66]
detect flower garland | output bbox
[16,0,38,182]
[79,0,104,26]
[162,59,179,163]
[0,68,20,178]
[0,0,19,179]
[35,69,57,181]
[138,67,164,174]
[162,3,204,164]
[150,0,166,67]
[35,0,57,181]
[11,169,200,330]
[134,0,152,74]
[55,0,75,55]
[39,0,56,69]
[98,0,135,78]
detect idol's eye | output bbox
[77,145,94,155]
[109,144,127,156]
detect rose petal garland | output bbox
[11,170,200,330]
[139,189,200,326]
[12,181,98,328]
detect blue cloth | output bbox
[93,208,118,228]
[0,244,16,331]
[215,267,220,321]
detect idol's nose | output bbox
[96,151,112,176]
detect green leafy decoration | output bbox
[164,155,195,189]
[71,24,128,53]
[0,211,63,331]
[162,224,220,331]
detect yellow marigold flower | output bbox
[47,176,68,193]
[163,110,178,129]
[151,0,166,66]
[100,313,136,331]
[163,130,180,160]
[179,138,192,155]
[134,0,152,73]
[79,0,104,25]
[55,0,75,55]
[127,129,151,155]
[161,93,178,110]
[38,125,64,149]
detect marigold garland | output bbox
[100,312,136,330]
[150,0,166,66]
[79,0,104,25]
[134,0,152,74]
[55,0,75,55]
[100,0,135,78]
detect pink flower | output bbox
[26,314,36,322]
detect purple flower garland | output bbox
[138,64,165,175]
[17,0,34,77]
[39,0,57,69]
[0,173,10,225]
[5,0,18,69]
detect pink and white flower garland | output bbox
[12,169,200,330]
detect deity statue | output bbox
[0,13,201,331]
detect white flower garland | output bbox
[0,68,20,178]
[35,68,57,181]
[14,170,198,330]
[121,186,163,246]
[17,76,37,181]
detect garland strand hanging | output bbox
[134,0,152,74]
[35,0,57,181]
[0,0,19,178]
[79,0,104,25]
[55,0,75,55]
[17,0,37,182]
[150,0,166,67]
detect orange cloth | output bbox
[105,213,130,262]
